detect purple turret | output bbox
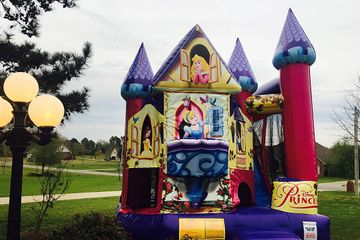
[272,9,316,70]
[120,43,154,209]
[121,43,154,100]
[229,38,257,119]
[272,9,317,180]
[228,38,257,93]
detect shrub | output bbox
[46,212,132,240]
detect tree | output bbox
[88,139,96,156]
[0,142,10,175]
[332,74,360,140]
[0,0,77,38]
[31,162,71,236]
[329,140,356,178]
[81,137,96,156]
[0,1,92,121]
[0,35,92,120]
[65,138,83,156]
[32,139,62,173]
[95,140,111,159]
[109,136,121,148]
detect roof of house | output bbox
[58,144,71,153]
[316,142,331,164]
[111,148,118,156]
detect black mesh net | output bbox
[254,114,286,181]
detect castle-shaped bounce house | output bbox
[117,9,330,240]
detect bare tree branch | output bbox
[332,73,360,142]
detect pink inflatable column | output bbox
[273,9,317,181]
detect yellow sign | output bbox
[271,181,318,214]
[179,218,225,240]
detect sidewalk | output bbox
[0,191,121,205]
[318,181,350,192]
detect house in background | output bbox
[316,142,331,176]
[110,148,119,160]
[57,144,74,160]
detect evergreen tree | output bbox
[329,141,356,178]
[109,136,121,149]
[0,0,77,38]
[0,1,92,121]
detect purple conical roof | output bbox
[228,38,256,81]
[272,9,316,69]
[121,43,154,100]
[228,38,257,93]
[123,43,153,86]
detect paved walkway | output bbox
[0,191,122,205]
[318,181,350,192]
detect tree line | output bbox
[0,135,125,159]
[65,136,125,159]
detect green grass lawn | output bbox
[0,167,122,197]
[24,158,121,171]
[63,159,121,170]
[318,176,347,183]
[0,197,120,239]
[318,191,360,240]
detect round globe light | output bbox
[28,95,64,127]
[4,72,39,103]
[0,97,13,127]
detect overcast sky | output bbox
[22,0,360,147]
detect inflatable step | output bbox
[232,229,300,240]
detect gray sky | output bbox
[25,0,360,147]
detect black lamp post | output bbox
[0,72,64,240]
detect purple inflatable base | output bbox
[117,207,330,240]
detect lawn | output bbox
[0,167,121,197]
[24,158,121,171]
[318,191,360,240]
[0,197,120,239]
[62,159,121,170]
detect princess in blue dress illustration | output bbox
[182,109,203,139]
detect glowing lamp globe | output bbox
[28,95,64,127]
[3,72,39,103]
[0,97,13,127]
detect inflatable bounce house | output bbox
[117,9,330,240]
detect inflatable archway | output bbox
[117,9,329,240]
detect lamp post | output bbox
[0,72,64,240]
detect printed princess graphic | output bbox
[140,126,152,158]
[191,54,209,84]
[181,109,203,139]
[175,94,224,140]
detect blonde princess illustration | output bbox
[191,54,209,84]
